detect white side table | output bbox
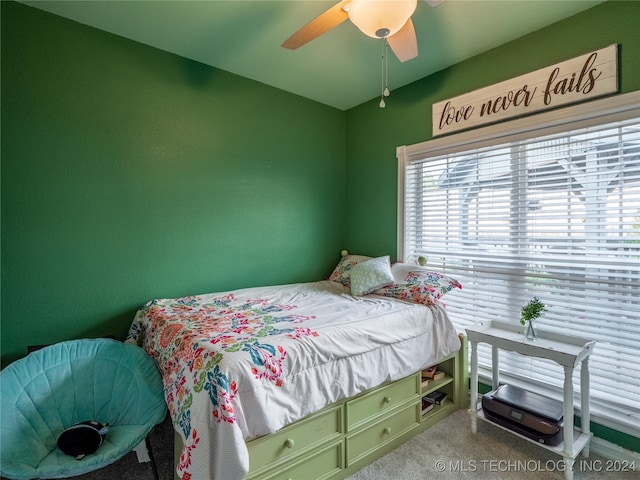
[465,320,595,480]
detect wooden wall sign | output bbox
[432,44,618,137]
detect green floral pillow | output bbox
[350,256,395,296]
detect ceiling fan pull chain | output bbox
[379,38,386,108]
[384,39,390,97]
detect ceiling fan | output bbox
[282,0,446,63]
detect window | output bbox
[398,92,640,433]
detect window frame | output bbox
[396,91,640,437]
[398,92,640,260]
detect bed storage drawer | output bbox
[246,404,343,476]
[345,402,421,465]
[346,374,420,431]
[258,440,343,480]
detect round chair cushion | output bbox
[0,338,166,479]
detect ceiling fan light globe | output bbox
[348,0,417,39]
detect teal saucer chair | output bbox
[0,338,167,479]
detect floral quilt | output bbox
[127,280,460,480]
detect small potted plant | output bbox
[520,297,547,341]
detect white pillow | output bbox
[350,256,395,296]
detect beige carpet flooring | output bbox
[346,409,638,480]
[7,410,637,480]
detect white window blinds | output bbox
[398,93,640,430]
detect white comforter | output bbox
[127,280,460,480]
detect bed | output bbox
[126,254,466,480]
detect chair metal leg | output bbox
[145,435,160,480]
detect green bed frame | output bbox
[174,334,469,480]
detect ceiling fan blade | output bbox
[387,19,418,62]
[282,1,350,50]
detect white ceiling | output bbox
[22,0,605,110]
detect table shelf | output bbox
[470,408,592,459]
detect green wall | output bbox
[344,0,640,259]
[1,1,346,365]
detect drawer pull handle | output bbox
[383,426,392,435]
[383,396,391,404]
[284,438,295,449]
